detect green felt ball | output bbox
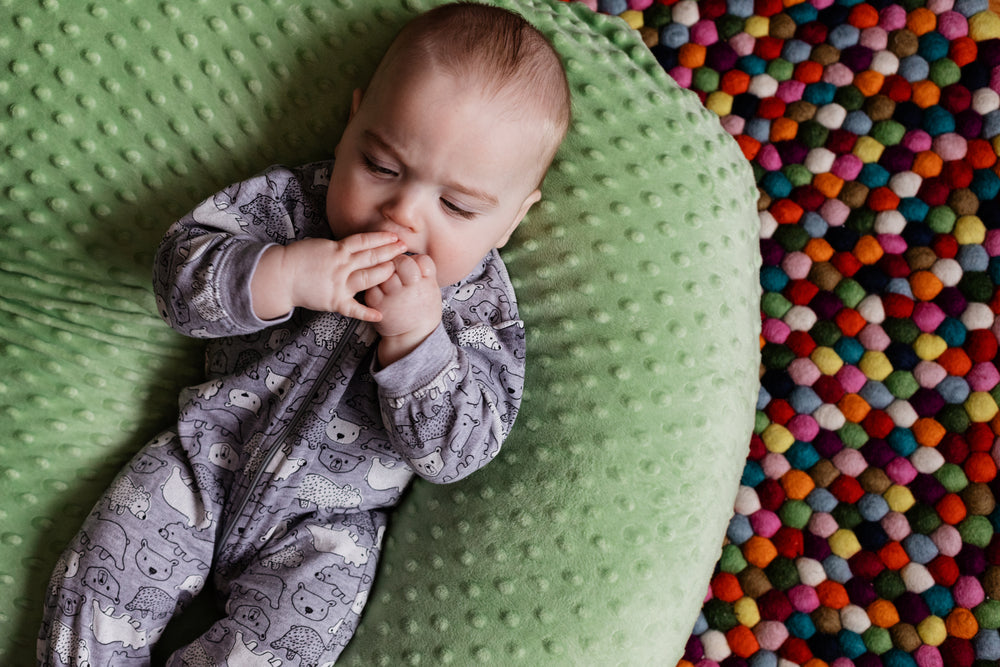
[780,499,814,530]
[874,569,906,600]
[719,544,749,574]
[692,67,720,93]
[928,58,961,87]
[937,404,970,434]
[783,164,814,188]
[925,206,957,234]
[835,85,866,111]
[862,626,894,655]
[832,503,864,530]
[906,503,943,535]
[702,598,739,631]
[870,120,905,146]
[974,599,1000,630]
[774,224,810,252]
[767,58,794,81]
[811,320,843,347]
[834,279,867,309]
[766,557,801,591]
[885,370,919,399]
[883,318,920,345]
[762,293,794,319]
[959,272,994,303]
[959,515,994,548]
[935,463,969,493]
[762,343,797,370]
[798,120,830,149]
[839,422,870,449]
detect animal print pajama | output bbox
[38,162,525,666]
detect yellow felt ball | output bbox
[953,215,986,245]
[969,10,1000,40]
[744,16,769,38]
[913,333,947,361]
[734,597,761,627]
[858,351,893,381]
[965,392,999,423]
[884,485,916,513]
[762,423,795,453]
[917,615,947,646]
[829,528,863,559]
[811,346,844,375]
[853,136,885,163]
[620,10,644,30]
[705,91,734,117]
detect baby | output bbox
[38,2,570,665]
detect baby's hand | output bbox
[251,232,406,321]
[366,253,443,365]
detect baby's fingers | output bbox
[347,260,397,294]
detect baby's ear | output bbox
[350,89,364,119]
[497,189,542,248]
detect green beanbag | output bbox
[0,0,760,664]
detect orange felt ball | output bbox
[781,469,816,500]
[835,308,867,337]
[721,69,751,96]
[794,59,824,84]
[912,150,944,178]
[909,270,944,300]
[949,36,977,68]
[771,199,805,224]
[713,572,745,602]
[911,80,941,108]
[966,139,997,169]
[964,452,997,483]
[935,493,968,525]
[937,348,973,376]
[868,599,901,628]
[838,394,872,423]
[854,234,885,264]
[853,70,885,97]
[906,7,937,35]
[736,134,762,161]
[816,580,850,609]
[812,172,845,198]
[743,535,779,569]
[849,3,880,29]
[878,541,911,570]
[945,607,979,640]
[804,238,835,263]
[678,42,707,69]
[771,117,799,142]
[912,417,946,447]
[867,187,900,212]
[727,624,761,658]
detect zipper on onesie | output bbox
[215,318,361,559]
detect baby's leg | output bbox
[165,510,385,665]
[37,430,224,665]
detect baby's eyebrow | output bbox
[362,130,499,208]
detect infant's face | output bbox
[326,68,544,286]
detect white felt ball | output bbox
[930,258,963,287]
[840,604,872,633]
[784,305,817,332]
[874,210,906,234]
[797,557,828,587]
[805,147,836,174]
[813,403,846,430]
[910,446,945,474]
[700,629,732,661]
[815,103,847,129]
[972,88,1000,115]
[734,485,762,515]
[901,562,935,593]
[961,302,994,330]
[856,294,886,323]
[886,399,918,428]
[889,171,922,198]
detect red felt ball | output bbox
[774,526,805,559]
[757,478,787,512]
[949,37,978,68]
[758,96,787,119]
[813,375,846,403]
[965,329,998,363]
[755,35,785,60]
[766,399,797,426]
[786,279,820,305]
[928,555,961,586]
[879,253,912,278]
[778,637,814,665]
[755,0,784,17]
[797,21,828,45]
[758,589,794,621]
[863,409,895,439]
[918,177,952,206]
[939,636,975,667]
[940,84,972,114]
[881,74,913,102]
[965,423,993,451]
[883,293,915,318]
[829,474,865,504]
[831,250,863,277]
[938,433,970,465]
[850,550,887,578]
[785,330,818,357]
[932,233,960,259]
[942,160,974,189]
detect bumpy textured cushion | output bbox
[0,0,760,664]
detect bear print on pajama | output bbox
[39,162,525,665]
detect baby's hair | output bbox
[372,2,571,179]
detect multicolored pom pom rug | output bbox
[582,1,1000,666]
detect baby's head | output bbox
[368,2,571,183]
[327,2,571,286]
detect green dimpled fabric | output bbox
[1,0,760,664]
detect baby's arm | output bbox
[372,255,525,483]
[154,164,405,338]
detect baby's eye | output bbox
[442,198,475,219]
[362,154,397,177]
